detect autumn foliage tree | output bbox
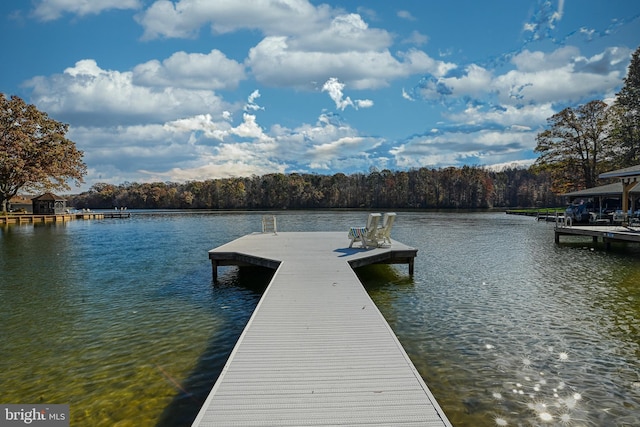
[0,94,86,213]
[533,100,614,193]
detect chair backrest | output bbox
[381,212,396,229]
[262,215,277,234]
[366,213,381,230]
[380,212,396,239]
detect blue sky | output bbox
[1,1,639,192]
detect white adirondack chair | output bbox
[376,212,396,246]
[348,213,381,248]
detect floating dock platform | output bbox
[193,231,451,427]
[555,223,640,248]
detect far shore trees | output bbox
[67,166,559,210]
[0,94,86,213]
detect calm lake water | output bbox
[1,211,639,426]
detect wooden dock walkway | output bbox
[555,223,640,248]
[193,232,452,427]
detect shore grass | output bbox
[505,207,565,216]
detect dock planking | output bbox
[193,232,452,427]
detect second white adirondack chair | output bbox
[377,212,396,245]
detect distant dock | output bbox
[0,211,130,224]
[193,232,452,427]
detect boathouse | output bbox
[561,165,640,215]
[555,165,640,248]
[600,164,640,214]
[32,192,67,215]
[8,195,33,213]
[562,181,640,212]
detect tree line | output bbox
[67,166,560,210]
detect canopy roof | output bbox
[562,182,640,198]
[599,165,640,179]
[31,192,66,201]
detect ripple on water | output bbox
[369,212,640,426]
[1,212,639,426]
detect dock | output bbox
[0,212,130,224]
[555,223,640,248]
[193,232,452,427]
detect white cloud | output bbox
[163,114,231,141]
[26,59,229,126]
[32,0,141,21]
[71,90,386,184]
[232,113,272,140]
[136,0,331,40]
[390,128,537,170]
[132,50,245,90]
[147,160,285,182]
[355,99,374,109]
[554,0,565,26]
[402,88,415,101]
[402,30,429,46]
[68,123,195,179]
[522,0,565,40]
[291,13,392,52]
[296,114,383,170]
[445,103,554,129]
[321,78,373,111]
[248,36,455,90]
[84,109,383,186]
[137,1,452,91]
[244,90,263,112]
[486,159,536,171]
[445,64,493,96]
[397,10,416,21]
[417,46,630,107]
[511,46,579,72]
[68,115,279,187]
[494,66,619,105]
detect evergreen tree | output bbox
[611,45,640,167]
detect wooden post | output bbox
[622,179,637,218]
[211,259,218,283]
[408,258,414,276]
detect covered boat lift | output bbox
[599,165,640,215]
